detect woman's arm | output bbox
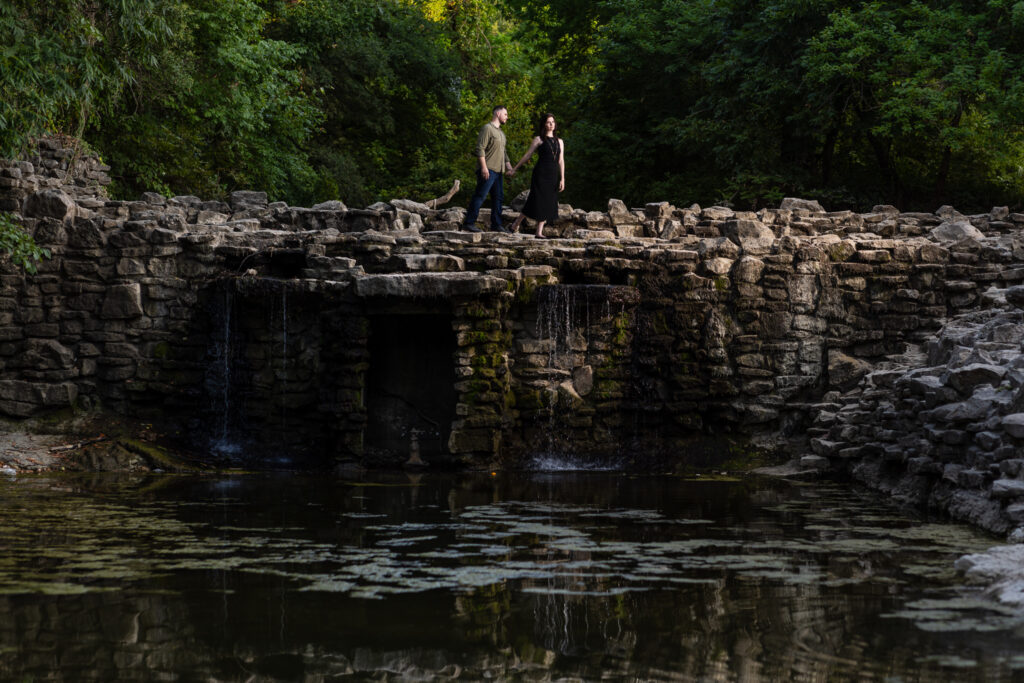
[558,139,565,191]
[512,137,542,173]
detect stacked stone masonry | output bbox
[3,140,1024,533]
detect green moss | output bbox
[471,353,505,369]
[515,389,545,411]
[714,276,729,292]
[515,278,538,305]
[463,304,494,319]
[152,342,170,360]
[116,439,211,472]
[650,311,671,335]
[612,312,631,345]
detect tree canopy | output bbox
[3,0,1024,214]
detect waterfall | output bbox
[210,285,241,456]
[280,284,288,433]
[528,285,637,471]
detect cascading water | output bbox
[529,285,637,471]
[280,284,288,433]
[209,284,241,456]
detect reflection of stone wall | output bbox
[5,140,1024,478]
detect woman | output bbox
[509,113,564,238]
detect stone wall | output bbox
[2,139,1024,527]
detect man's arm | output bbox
[474,126,491,179]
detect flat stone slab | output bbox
[955,544,1024,607]
[353,272,508,299]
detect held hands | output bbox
[506,163,516,177]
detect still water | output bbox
[0,471,1022,681]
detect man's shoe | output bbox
[492,225,510,233]
[462,224,482,233]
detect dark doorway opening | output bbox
[365,315,457,464]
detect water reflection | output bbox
[0,472,1021,680]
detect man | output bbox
[462,105,515,233]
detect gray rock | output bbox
[1005,286,1024,309]
[799,454,830,469]
[390,199,431,215]
[827,350,872,391]
[779,197,825,213]
[722,219,776,255]
[23,189,75,220]
[1002,413,1024,438]
[230,190,268,208]
[732,256,765,283]
[945,363,1008,394]
[929,220,985,244]
[312,200,347,211]
[353,272,508,299]
[991,479,1024,499]
[101,283,144,319]
[607,198,629,218]
[572,365,594,397]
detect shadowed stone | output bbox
[945,363,1007,394]
[101,283,143,319]
[930,398,994,423]
[354,273,507,299]
[23,189,74,220]
[828,350,872,390]
[1001,413,1024,438]
[991,479,1024,499]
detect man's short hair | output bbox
[492,105,507,115]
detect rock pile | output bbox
[801,286,1024,536]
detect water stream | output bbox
[0,472,1020,680]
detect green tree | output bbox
[87,0,322,203]
[0,0,173,157]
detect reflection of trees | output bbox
[0,473,1017,681]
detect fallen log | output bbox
[425,179,460,209]
[49,435,109,453]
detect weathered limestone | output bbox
[1,140,1024,543]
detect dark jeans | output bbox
[463,169,504,230]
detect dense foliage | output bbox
[3,0,1024,215]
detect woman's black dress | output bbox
[522,136,560,222]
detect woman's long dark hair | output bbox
[535,113,558,138]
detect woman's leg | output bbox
[534,220,546,238]
[509,213,525,233]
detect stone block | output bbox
[1002,413,1024,438]
[101,283,143,319]
[991,479,1024,499]
[22,189,74,220]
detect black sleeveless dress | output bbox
[522,136,560,222]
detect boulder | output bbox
[1001,413,1024,439]
[572,365,594,397]
[230,190,268,209]
[991,479,1024,499]
[827,350,872,390]
[929,220,984,244]
[312,200,347,211]
[101,283,144,319]
[390,198,431,215]
[779,197,825,213]
[721,219,775,254]
[23,189,75,220]
[945,363,1007,394]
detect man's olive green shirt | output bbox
[474,123,510,173]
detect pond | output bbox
[0,471,1021,681]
